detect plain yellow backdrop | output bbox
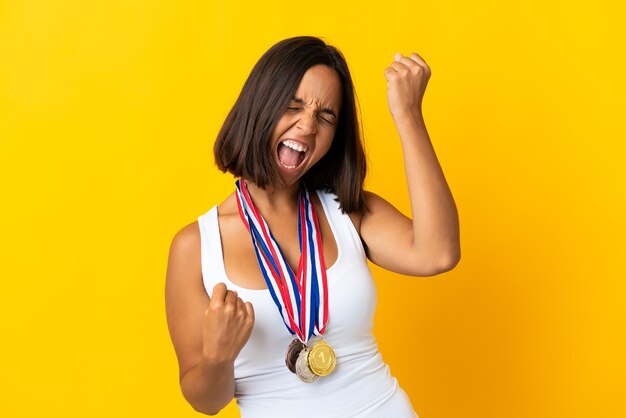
[1,1,624,417]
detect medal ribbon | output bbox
[234,179,329,342]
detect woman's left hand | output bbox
[384,52,431,120]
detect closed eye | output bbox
[318,115,335,125]
[286,103,336,125]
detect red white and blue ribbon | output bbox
[234,179,329,343]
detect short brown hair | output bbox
[214,36,366,213]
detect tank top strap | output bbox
[315,189,367,261]
[197,205,228,298]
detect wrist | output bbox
[200,351,235,369]
[200,351,235,374]
[392,109,425,129]
[391,107,424,124]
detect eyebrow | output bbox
[291,96,337,119]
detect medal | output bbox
[295,348,318,383]
[235,179,336,381]
[285,338,307,374]
[308,338,336,376]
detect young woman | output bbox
[165,36,460,417]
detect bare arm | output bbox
[359,52,460,276]
[165,222,254,415]
[179,359,235,416]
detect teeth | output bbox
[281,139,308,153]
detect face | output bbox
[270,64,342,188]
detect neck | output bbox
[243,179,302,213]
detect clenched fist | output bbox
[202,282,255,364]
[384,52,431,120]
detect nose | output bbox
[296,112,317,135]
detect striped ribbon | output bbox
[234,179,329,342]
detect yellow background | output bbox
[1,1,624,417]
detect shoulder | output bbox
[344,190,388,235]
[171,192,238,249]
[172,220,201,248]
[168,221,202,273]
[315,189,386,235]
[168,189,236,261]
[363,190,390,210]
[361,190,401,221]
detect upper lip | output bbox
[278,138,310,152]
[280,137,309,146]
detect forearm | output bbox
[394,110,460,266]
[180,357,236,415]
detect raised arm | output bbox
[359,52,460,276]
[165,222,254,415]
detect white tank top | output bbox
[197,189,419,418]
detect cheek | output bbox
[273,115,295,137]
[323,138,334,154]
[322,130,336,152]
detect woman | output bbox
[165,36,460,417]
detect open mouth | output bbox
[277,139,308,169]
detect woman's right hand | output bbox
[202,282,255,364]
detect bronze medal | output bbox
[285,338,307,374]
[308,339,336,377]
[295,348,318,383]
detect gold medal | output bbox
[307,339,336,377]
[295,348,318,383]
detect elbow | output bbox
[179,367,233,416]
[187,396,226,416]
[419,250,460,276]
[187,398,223,416]
[181,390,225,416]
[194,406,221,416]
[438,248,461,273]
